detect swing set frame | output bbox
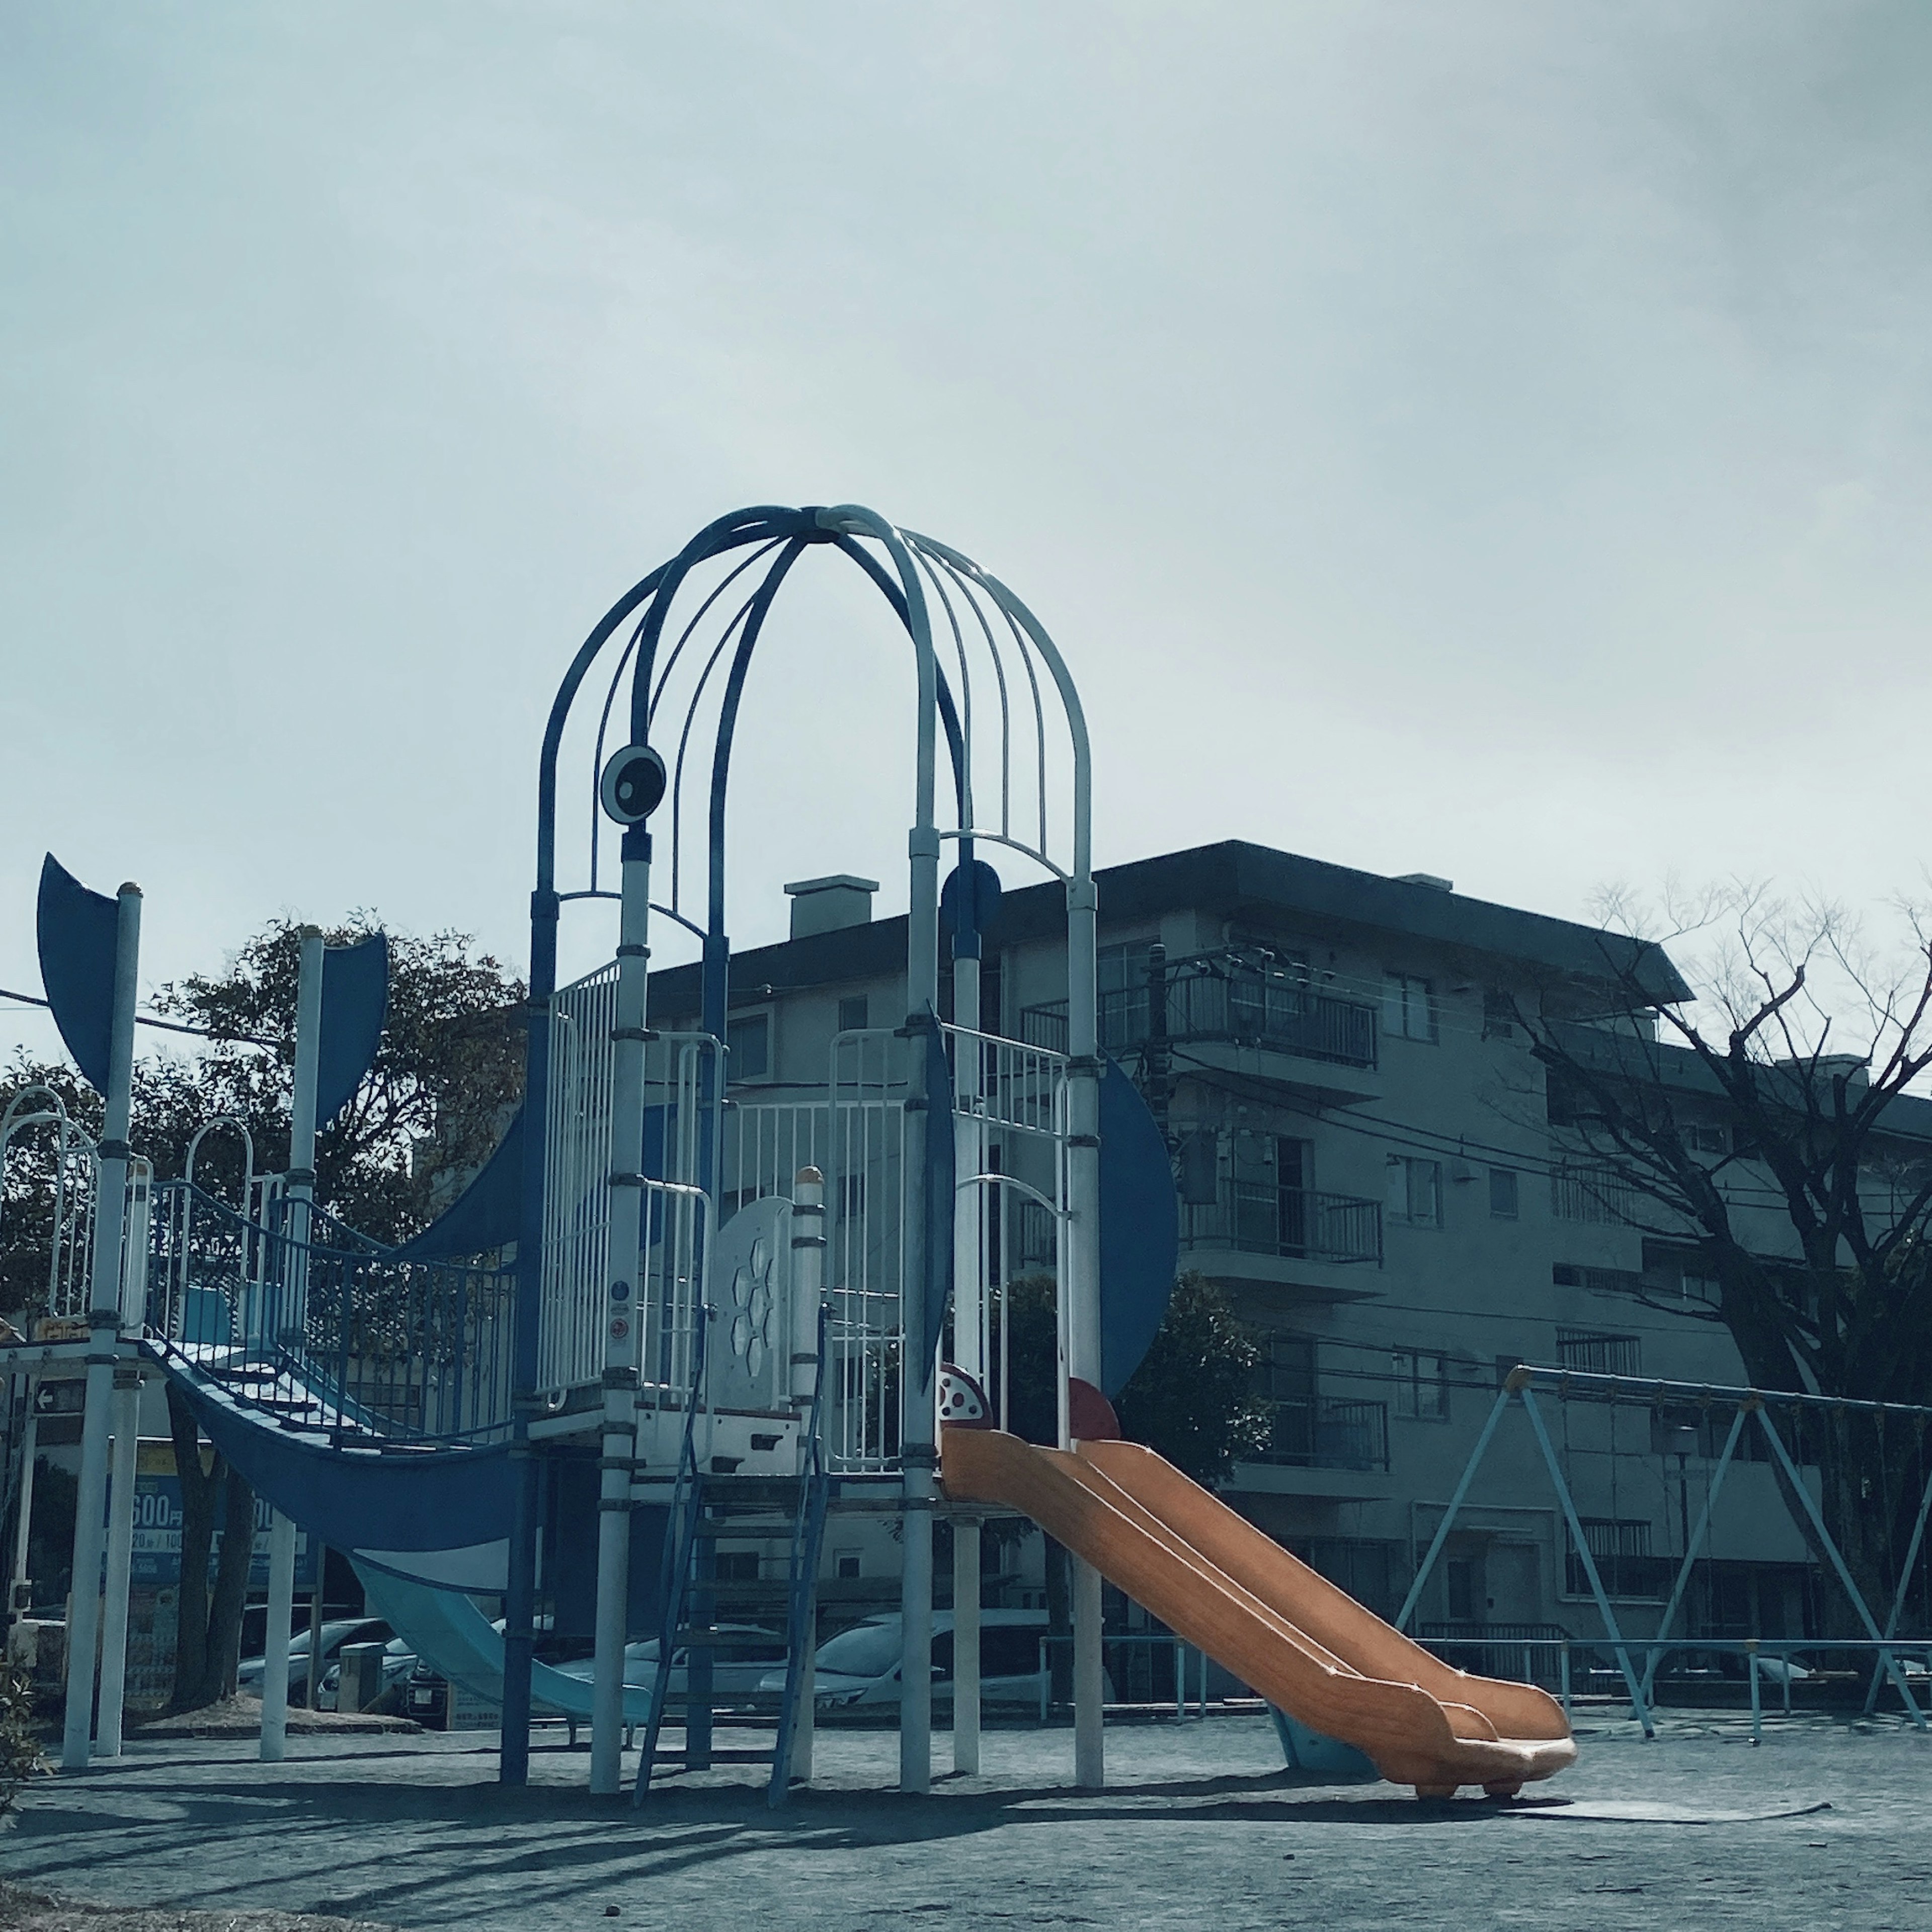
[1396,1365,1932,1736]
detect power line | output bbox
[0,987,277,1050]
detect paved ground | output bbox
[9,1711,1932,1931]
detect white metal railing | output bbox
[943,1022,1068,1142]
[1,1093,100,1325]
[637,1177,713,1400]
[539,961,618,1394]
[823,1030,908,1472]
[539,959,733,1399]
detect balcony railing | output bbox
[1182,1182,1382,1265]
[1248,1396,1390,1472]
[1019,948,1380,1071]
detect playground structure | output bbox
[3,502,1577,1802]
[1398,1364,1932,1737]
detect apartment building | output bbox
[649,840,1910,1647]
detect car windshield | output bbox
[815,1623,903,1678]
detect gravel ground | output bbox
[0,1881,391,1932]
[8,1711,1932,1931]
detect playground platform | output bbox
[11,1712,1930,1931]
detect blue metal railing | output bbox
[145,1178,517,1443]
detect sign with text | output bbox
[125,1440,317,1591]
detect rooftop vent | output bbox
[1395,872,1454,893]
[784,874,880,940]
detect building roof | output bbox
[648,838,1692,1012]
[1551,1018,1932,1146]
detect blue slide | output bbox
[353,1563,660,1723]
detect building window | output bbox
[1482,990,1517,1039]
[1556,1328,1641,1377]
[838,994,870,1033]
[1488,1168,1519,1219]
[1387,1156,1441,1226]
[834,1549,861,1580]
[727,1011,771,1080]
[1391,1349,1448,1420]
[1382,972,1435,1041]
[1682,1123,1727,1155]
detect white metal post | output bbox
[591,836,652,1795]
[285,929,325,1347]
[62,879,139,1773]
[92,1369,141,1757]
[790,1167,825,1437]
[11,1392,38,1602]
[788,1165,824,1783]
[900,817,941,1798]
[260,1510,298,1760]
[1063,874,1104,1791]
[950,951,983,1778]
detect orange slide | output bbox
[941,1428,1576,1797]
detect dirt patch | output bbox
[0,1882,395,1932]
[127,1699,416,1741]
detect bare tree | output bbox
[1515,883,1932,1627]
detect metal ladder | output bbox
[633,1302,832,1802]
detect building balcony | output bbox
[1020,949,1382,1105]
[1182,1183,1382,1267]
[1250,1395,1391,1473]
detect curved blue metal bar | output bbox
[622,507,822,743]
[702,537,811,1032]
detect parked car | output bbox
[403,1615,560,1727]
[551,1623,789,1707]
[758,1610,1110,1710]
[316,1634,418,1711]
[237,1618,393,1703]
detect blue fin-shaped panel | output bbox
[36,854,118,1094]
[317,933,389,1130]
[1098,1056,1180,1397]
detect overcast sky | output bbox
[5,2,1930,1062]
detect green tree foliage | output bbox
[1114,1272,1270,1485]
[1,919,525,1318]
[990,1270,1268,1483]
[0,1661,42,1813]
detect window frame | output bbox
[726,1007,775,1083]
[1488,1166,1519,1220]
[1391,1348,1450,1422]
[1387,1155,1443,1227]
[1382,971,1436,1042]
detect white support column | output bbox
[93,1369,141,1757]
[1063,874,1104,1792]
[790,1167,825,1443]
[950,950,983,1779]
[11,1392,38,1604]
[285,929,325,1347]
[259,1511,298,1761]
[62,880,140,1774]
[591,834,652,1796]
[788,1165,824,1784]
[952,1515,981,1776]
[900,819,941,1798]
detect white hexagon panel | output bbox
[704,1192,793,1411]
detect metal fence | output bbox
[1020,948,1379,1070]
[1182,1180,1382,1265]
[145,1179,518,1442]
[1251,1396,1390,1472]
